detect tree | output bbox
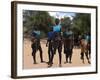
[23,10,38,33]
[23,10,55,37]
[61,17,72,31]
[34,11,54,33]
[72,13,91,35]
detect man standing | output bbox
[63,28,74,63]
[31,29,44,64]
[46,27,54,64]
[48,18,62,67]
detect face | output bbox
[55,19,60,25]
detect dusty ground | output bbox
[23,38,91,69]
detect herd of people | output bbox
[30,18,91,67]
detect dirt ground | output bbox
[23,38,91,69]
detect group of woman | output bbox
[31,18,91,67]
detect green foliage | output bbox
[61,17,72,31]
[72,13,91,34]
[23,11,91,38]
[23,10,55,35]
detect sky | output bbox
[48,12,76,20]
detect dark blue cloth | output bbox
[47,32,54,40]
[31,31,40,38]
[31,32,37,37]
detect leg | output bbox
[80,46,85,63]
[85,51,90,64]
[47,45,53,64]
[32,49,37,64]
[88,42,91,59]
[64,48,69,63]
[69,49,73,63]
[65,53,69,63]
[81,52,84,63]
[48,47,55,67]
[64,44,66,54]
[31,43,37,64]
[88,47,91,59]
[65,49,69,63]
[48,47,51,63]
[89,49,91,59]
[53,47,57,54]
[38,45,43,62]
[48,53,54,67]
[58,47,62,67]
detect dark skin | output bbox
[48,19,62,67]
[31,36,44,64]
[46,39,54,64]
